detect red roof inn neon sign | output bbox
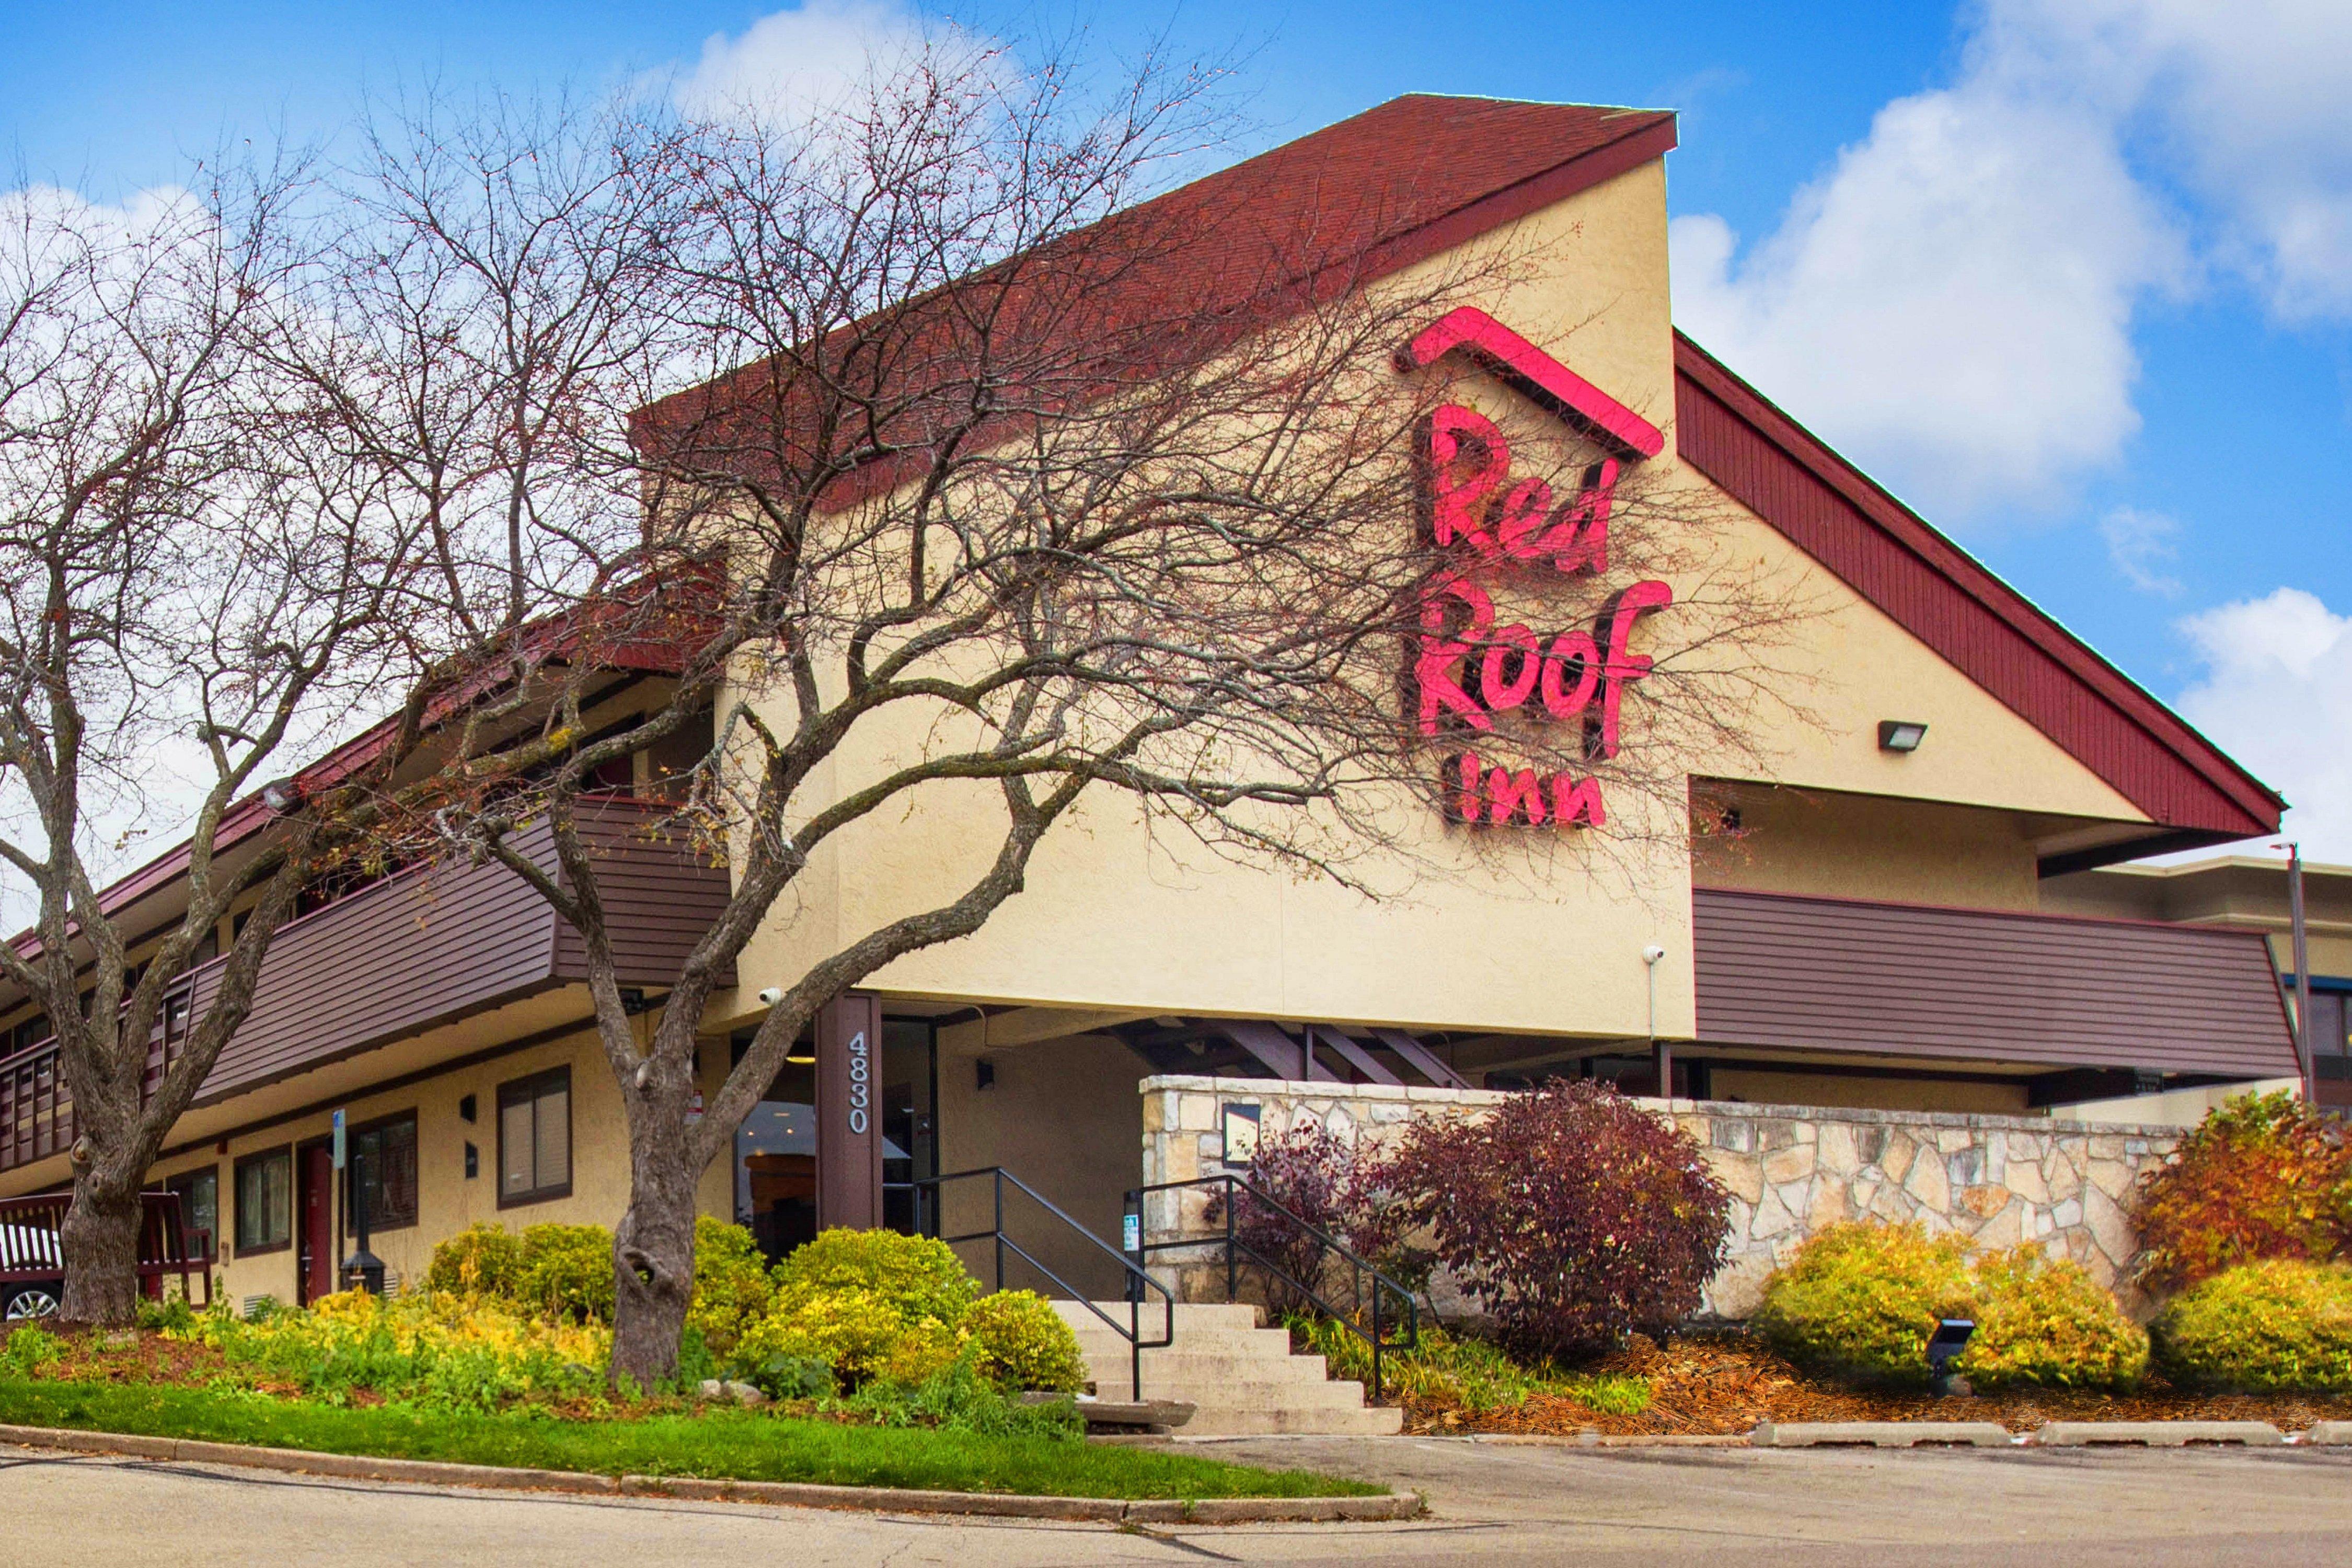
[1398,310,1672,831]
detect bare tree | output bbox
[333,53,1804,1383]
[0,161,432,1322]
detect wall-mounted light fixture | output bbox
[1877,720,1928,753]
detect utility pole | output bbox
[2286,841,2315,1105]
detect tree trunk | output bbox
[59,1174,143,1327]
[609,1131,698,1390]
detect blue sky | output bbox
[7,1,2350,854]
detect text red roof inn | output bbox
[645,93,2281,858]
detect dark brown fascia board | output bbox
[2036,827,2251,880]
[1353,113,1679,284]
[1692,880,2290,944]
[1673,331,2285,838]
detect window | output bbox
[234,1148,292,1253]
[166,1166,218,1260]
[347,1111,419,1230]
[498,1068,571,1206]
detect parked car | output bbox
[0,1222,62,1319]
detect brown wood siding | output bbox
[1674,336,2280,841]
[0,801,731,1172]
[554,803,736,989]
[1691,886,2298,1078]
[184,848,564,1106]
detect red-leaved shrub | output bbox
[2132,1091,2352,1291]
[1204,1120,1357,1316]
[1384,1081,1732,1358]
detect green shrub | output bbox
[688,1217,775,1355]
[425,1223,525,1300]
[964,1292,1086,1393]
[742,1352,835,1401]
[518,1224,616,1323]
[2133,1092,2352,1290]
[730,1230,986,1392]
[841,1343,1084,1441]
[1959,1246,2147,1391]
[770,1228,976,1324]
[2153,1259,2352,1393]
[2,1323,63,1374]
[735,1284,952,1387]
[1753,1222,1974,1387]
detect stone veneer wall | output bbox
[1137,1075,2184,1319]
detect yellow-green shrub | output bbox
[1959,1247,2147,1391]
[518,1224,615,1323]
[1753,1222,1974,1387]
[734,1284,952,1386]
[174,1289,608,1409]
[770,1228,976,1324]
[424,1223,524,1299]
[963,1291,1086,1392]
[2153,1259,2352,1393]
[687,1217,775,1355]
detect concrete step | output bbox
[1083,1362,1370,1403]
[1050,1294,1398,1436]
[1179,1404,1405,1437]
[1065,1327,1300,1361]
[1055,1300,1263,1332]
[1073,1349,1332,1382]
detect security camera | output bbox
[1642,945,1666,965]
[757,986,783,1006]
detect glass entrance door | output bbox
[732,1015,937,1262]
[881,1018,937,1236]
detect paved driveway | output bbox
[1,1436,2348,1566]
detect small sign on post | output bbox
[330,1108,346,1170]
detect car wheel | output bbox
[4,1285,61,1320]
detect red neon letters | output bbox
[1412,400,1671,831]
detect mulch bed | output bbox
[1396,1331,2352,1437]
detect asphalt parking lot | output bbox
[2,1435,2348,1566]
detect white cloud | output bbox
[2175,587,2352,862]
[2099,505,2183,596]
[1672,0,2352,518]
[1984,0,2352,322]
[669,1,968,124]
[1669,85,2182,515]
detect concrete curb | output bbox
[2028,1421,2286,1448]
[1752,1421,2013,1449]
[2298,1421,2352,1446]
[0,1424,1421,1524]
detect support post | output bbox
[816,994,885,1230]
[2291,844,2315,1106]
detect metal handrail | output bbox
[910,1166,1175,1402]
[1128,1172,1418,1400]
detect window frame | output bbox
[344,1109,420,1232]
[496,1067,573,1209]
[165,1165,220,1261]
[232,1145,294,1256]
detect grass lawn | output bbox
[0,1379,1378,1499]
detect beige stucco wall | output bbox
[935,1032,1148,1299]
[1691,786,2047,911]
[713,152,2157,1051]
[141,1017,736,1309]
[1705,1067,2030,1116]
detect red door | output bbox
[297,1144,335,1304]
